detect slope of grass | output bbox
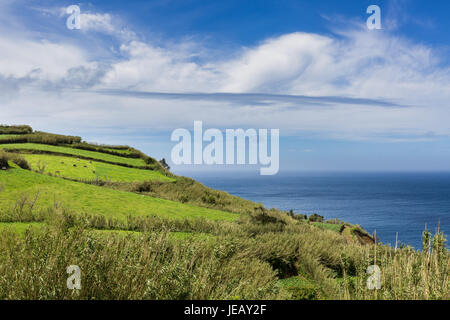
[0,135,20,140]
[0,167,238,221]
[312,222,342,233]
[21,154,173,182]
[0,143,147,167]
[277,275,321,300]
[0,222,44,234]
[99,147,132,155]
[92,229,212,241]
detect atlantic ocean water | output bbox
[186,171,450,250]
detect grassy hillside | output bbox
[0,135,20,140]
[0,125,447,300]
[0,166,236,221]
[0,143,148,167]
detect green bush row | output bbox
[0,132,81,145]
[0,125,33,134]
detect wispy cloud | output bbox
[91,89,407,108]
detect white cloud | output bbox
[0,35,87,80]
[80,13,115,33]
[219,33,335,93]
[101,41,219,92]
[79,12,136,41]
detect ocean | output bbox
[186,171,450,250]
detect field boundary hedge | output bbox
[1,149,165,172]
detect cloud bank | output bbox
[1,2,449,143]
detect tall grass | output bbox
[0,218,282,299]
[0,199,447,300]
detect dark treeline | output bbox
[0,125,33,134]
[0,132,81,145]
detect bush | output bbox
[132,181,153,193]
[308,214,324,223]
[179,195,189,203]
[10,154,30,170]
[71,143,142,159]
[0,151,29,170]
[202,194,216,205]
[0,150,9,168]
[286,283,320,300]
[0,132,81,145]
[294,214,307,221]
[0,125,32,134]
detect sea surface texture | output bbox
[189,171,450,250]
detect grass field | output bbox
[92,229,212,241]
[0,167,238,221]
[68,144,135,155]
[277,275,320,300]
[0,143,147,167]
[0,221,213,243]
[312,222,342,232]
[100,147,133,155]
[21,154,173,182]
[0,135,20,140]
[0,222,44,234]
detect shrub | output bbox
[0,132,81,145]
[0,150,9,168]
[286,283,320,300]
[71,143,143,159]
[0,125,32,134]
[159,158,170,170]
[308,214,324,222]
[10,153,30,170]
[0,151,30,170]
[132,181,153,193]
[179,195,189,203]
[294,214,307,221]
[202,194,216,205]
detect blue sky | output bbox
[1,0,450,173]
[92,0,450,47]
